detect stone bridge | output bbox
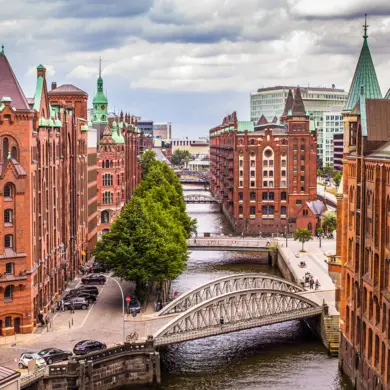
[187,237,275,251]
[184,194,221,204]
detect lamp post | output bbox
[285,225,288,247]
[110,277,125,343]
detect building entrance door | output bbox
[14,317,21,333]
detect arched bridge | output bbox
[158,273,303,316]
[184,194,221,204]
[153,288,323,347]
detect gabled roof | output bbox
[282,89,293,117]
[291,87,306,116]
[306,200,325,217]
[344,29,382,112]
[0,365,20,385]
[256,114,268,126]
[0,52,30,110]
[48,84,87,96]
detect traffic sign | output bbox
[126,296,131,302]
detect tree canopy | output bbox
[322,211,337,233]
[93,153,197,292]
[293,228,313,251]
[172,149,193,167]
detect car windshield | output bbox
[31,353,42,359]
[38,350,49,356]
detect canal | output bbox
[149,186,352,390]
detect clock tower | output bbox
[92,58,108,142]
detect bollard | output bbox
[72,317,74,326]
[69,321,71,329]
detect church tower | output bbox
[92,58,108,142]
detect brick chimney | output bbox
[51,82,57,91]
[37,64,46,78]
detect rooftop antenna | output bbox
[99,57,102,77]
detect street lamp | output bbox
[284,225,288,247]
[110,276,125,343]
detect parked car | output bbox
[64,297,89,310]
[73,340,107,355]
[38,348,72,365]
[92,263,109,273]
[81,274,106,285]
[128,297,141,314]
[64,292,96,304]
[76,285,99,296]
[18,352,46,369]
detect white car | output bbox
[18,352,46,369]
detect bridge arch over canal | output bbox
[153,288,323,346]
[184,194,221,204]
[158,273,303,316]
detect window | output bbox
[5,316,11,327]
[269,171,273,177]
[281,192,287,201]
[281,170,286,177]
[239,170,243,177]
[281,180,287,187]
[4,234,13,248]
[250,170,255,177]
[239,206,243,215]
[262,205,274,215]
[4,285,13,301]
[281,160,286,167]
[239,192,243,201]
[263,171,268,177]
[5,263,14,275]
[101,210,109,224]
[250,139,255,145]
[11,146,17,160]
[102,174,113,187]
[250,181,255,187]
[105,160,110,168]
[102,161,105,168]
[296,200,302,205]
[293,156,297,161]
[102,192,113,204]
[263,181,268,187]
[269,181,273,188]
[250,192,256,201]
[239,181,243,187]
[239,160,243,167]
[4,184,12,198]
[4,209,12,224]
[281,206,287,215]
[300,144,305,151]
[264,150,273,158]
[303,209,308,216]
[263,160,268,167]
[301,186,305,192]
[300,176,305,182]
[250,206,256,215]
[300,166,305,171]
[250,160,255,167]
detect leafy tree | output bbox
[140,150,157,178]
[322,211,337,233]
[172,149,193,167]
[293,228,313,252]
[333,171,342,187]
[316,227,324,236]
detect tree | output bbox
[322,211,337,234]
[140,150,157,178]
[293,228,313,252]
[172,149,193,167]
[333,171,342,188]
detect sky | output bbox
[2,0,390,138]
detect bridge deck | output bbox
[187,238,273,251]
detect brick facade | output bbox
[209,89,317,235]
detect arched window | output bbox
[4,184,12,198]
[101,211,109,224]
[4,285,13,301]
[250,139,255,145]
[102,174,113,187]
[4,234,13,248]
[3,137,9,161]
[308,222,313,231]
[102,192,113,204]
[11,146,17,160]
[4,209,12,224]
[5,263,14,275]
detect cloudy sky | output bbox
[3,0,390,137]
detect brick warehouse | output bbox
[209,88,318,235]
[337,26,389,389]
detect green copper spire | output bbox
[344,15,382,112]
[92,57,108,125]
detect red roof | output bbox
[0,54,30,110]
[48,84,87,96]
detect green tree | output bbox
[322,211,337,234]
[172,149,193,167]
[140,150,157,178]
[293,228,313,252]
[332,171,342,187]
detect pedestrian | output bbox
[71,303,75,314]
[309,278,314,290]
[220,316,224,330]
[301,276,305,289]
[61,300,64,312]
[315,278,320,290]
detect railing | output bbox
[187,238,276,248]
[20,367,45,388]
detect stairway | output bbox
[323,315,340,356]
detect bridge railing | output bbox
[20,367,45,388]
[187,239,276,247]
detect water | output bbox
[140,186,353,390]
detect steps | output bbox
[323,315,340,356]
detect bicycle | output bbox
[126,332,139,342]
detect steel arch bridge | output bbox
[184,194,221,204]
[153,288,323,346]
[158,273,303,316]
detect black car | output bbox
[81,274,106,285]
[64,297,89,310]
[92,263,109,273]
[77,285,99,295]
[38,348,72,364]
[64,292,96,304]
[73,340,107,355]
[128,297,141,314]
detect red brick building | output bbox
[210,88,317,234]
[338,26,389,389]
[0,50,89,335]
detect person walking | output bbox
[71,302,75,314]
[220,316,224,330]
[301,276,306,289]
[309,278,314,290]
[315,278,320,290]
